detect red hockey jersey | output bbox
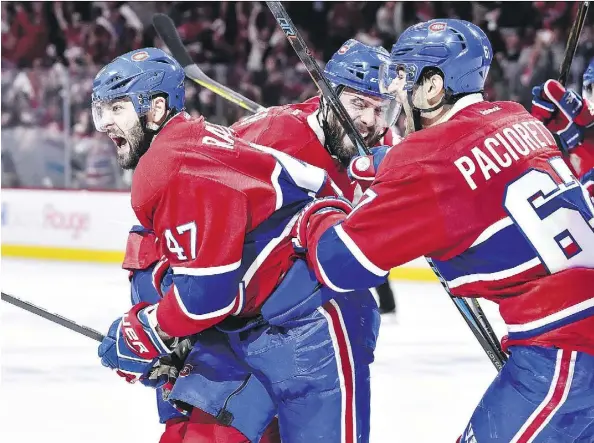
[307,95,594,355]
[231,96,399,202]
[131,112,334,337]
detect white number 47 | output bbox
[164,221,197,260]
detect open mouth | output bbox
[356,126,370,140]
[109,135,127,148]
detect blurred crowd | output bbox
[2,1,593,189]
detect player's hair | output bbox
[419,67,485,102]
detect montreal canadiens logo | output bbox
[428,22,447,33]
[354,156,371,171]
[338,45,350,55]
[131,51,150,61]
[179,364,193,377]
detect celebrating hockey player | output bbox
[531,58,594,198]
[232,38,399,314]
[292,19,594,442]
[121,40,399,443]
[93,47,381,443]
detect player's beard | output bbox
[112,121,152,170]
[325,116,383,167]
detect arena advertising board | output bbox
[1,189,137,262]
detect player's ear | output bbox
[149,96,168,125]
[428,74,444,100]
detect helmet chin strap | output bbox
[318,92,349,166]
[407,90,447,132]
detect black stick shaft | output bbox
[265,1,370,156]
[450,296,505,371]
[426,259,507,371]
[469,298,508,364]
[1,292,105,342]
[152,13,265,114]
[558,2,590,85]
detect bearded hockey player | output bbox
[292,19,594,442]
[93,47,380,443]
[232,38,400,314]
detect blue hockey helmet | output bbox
[92,48,185,131]
[324,39,394,101]
[323,39,401,133]
[380,19,492,99]
[584,58,594,102]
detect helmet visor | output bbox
[379,61,419,102]
[92,96,141,132]
[340,89,402,134]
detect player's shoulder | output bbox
[379,100,530,172]
[233,97,322,156]
[131,113,223,209]
[461,99,530,121]
[266,96,320,119]
[233,96,319,130]
[410,100,529,146]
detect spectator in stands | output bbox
[2,1,593,190]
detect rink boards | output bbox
[0,189,435,281]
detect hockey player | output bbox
[93,47,380,443]
[231,38,399,314]
[531,58,594,199]
[292,19,594,442]
[123,40,400,443]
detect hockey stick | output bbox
[265,1,370,157]
[152,13,265,114]
[467,298,506,364]
[1,291,104,342]
[558,1,590,86]
[426,261,507,371]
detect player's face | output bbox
[327,88,397,164]
[380,67,408,104]
[92,97,149,169]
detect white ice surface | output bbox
[1,258,508,442]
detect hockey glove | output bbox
[292,197,353,254]
[531,80,594,154]
[98,302,177,385]
[348,145,392,190]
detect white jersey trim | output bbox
[507,297,594,333]
[170,283,239,320]
[470,217,514,248]
[172,260,241,276]
[242,212,300,288]
[447,257,541,289]
[315,247,351,293]
[271,162,283,210]
[335,224,389,277]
